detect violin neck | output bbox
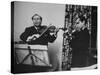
[39,25,51,37]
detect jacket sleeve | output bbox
[20,28,30,42]
[48,33,57,43]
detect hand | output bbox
[26,34,40,42]
[49,25,56,32]
[50,28,59,37]
[55,28,59,33]
[32,34,40,39]
[26,36,33,42]
[50,32,55,36]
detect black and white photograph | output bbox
[11,1,97,74]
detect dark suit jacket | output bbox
[20,25,56,45]
[70,28,90,52]
[70,28,90,67]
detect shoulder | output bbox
[25,26,35,30]
[41,25,47,28]
[82,28,89,33]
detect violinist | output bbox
[20,14,58,45]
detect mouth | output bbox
[34,23,40,25]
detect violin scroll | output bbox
[48,25,56,32]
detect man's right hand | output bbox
[26,34,40,42]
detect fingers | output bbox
[26,36,32,42]
[34,34,40,38]
[26,34,40,42]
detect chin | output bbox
[35,25,40,27]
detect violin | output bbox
[26,25,60,42]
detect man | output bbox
[70,16,90,67]
[20,14,59,72]
[20,14,58,45]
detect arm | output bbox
[48,34,57,43]
[48,29,59,43]
[20,28,31,42]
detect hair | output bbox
[31,14,42,21]
[79,15,87,25]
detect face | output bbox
[75,18,85,30]
[32,15,42,27]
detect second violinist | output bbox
[20,14,58,45]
